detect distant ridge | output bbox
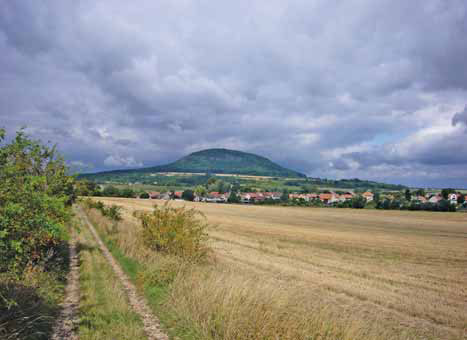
[83,148,306,179]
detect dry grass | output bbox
[91,198,467,340]
[76,216,147,340]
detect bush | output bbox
[351,195,366,209]
[140,192,150,199]
[104,204,123,221]
[83,199,122,221]
[135,202,210,261]
[0,129,74,276]
[181,189,195,201]
[228,192,241,203]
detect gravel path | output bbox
[51,233,80,340]
[77,207,169,340]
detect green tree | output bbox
[121,187,136,198]
[280,189,289,202]
[216,180,226,194]
[228,191,240,203]
[373,191,381,204]
[351,195,366,209]
[457,194,465,205]
[441,188,455,199]
[0,129,74,275]
[404,189,412,201]
[140,192,150,199]
[194,185,207,198]
[102,185,120,197]
[75,179,99,196]
[415,188,426,197]
[206,177,217,186]
[182,189,195,201]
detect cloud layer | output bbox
[1,1,466,187]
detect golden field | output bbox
[94,197,467,339]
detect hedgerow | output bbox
[0,129,74,277]
[83,198,122,221]
[0,128,75,338]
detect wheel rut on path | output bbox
[77,206,169,340]
[51,233,80,340]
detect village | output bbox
[143,189,466,207]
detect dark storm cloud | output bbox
[1,0,467,186]
[452,106,467,127]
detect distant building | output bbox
[263,192,281,200]
[338,192,354,202]
[148,191,160,199]
[428,194,442,203]
[412,195,427,203]
[362,192,374,202]
[319,192,338,204]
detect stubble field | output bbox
[97,197,467,339]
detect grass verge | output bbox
[76,217,147,340]
[97,227,204,340]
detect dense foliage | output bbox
[83,199,122,221]
[376,199,457,212]
[0,129,74,276]
[0,129,75,339]
[136,202,209,260]
[76,182,137,198]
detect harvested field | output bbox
[97,197,467,339]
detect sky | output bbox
[1,1,466,188]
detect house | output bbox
[289,193,306,200]
[173,191,183,199]
[240,192,265,203]
[412,195,427,203]
[448,193,459,205]
[263,192,281,200]
[240,193,253,203]
[206,191,229,203]
[428,194,442,203]
[250,192,265,202]
[148,191,160,199]
[305,193,319,201]
[289,193,318,202]
[362,192,374,202]
[160,192,171,200]
[338,192,353,202]
[319,192,338,204]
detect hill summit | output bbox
[151,148,306,178]
[84,148,306,179]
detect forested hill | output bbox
[83,148,307,179]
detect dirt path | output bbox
[77,207,169,340]
[51,233,80,340]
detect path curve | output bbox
[77,206,169,340]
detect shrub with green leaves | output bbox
[135,202,210,261]
[0,129,74,276]
[83,198,122,221]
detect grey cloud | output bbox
[1,1,467,187]
[452,106,467,127]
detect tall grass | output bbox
[77,218,146,340]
